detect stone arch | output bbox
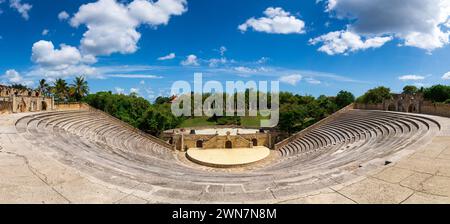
[408,104,418,113]
[252,138,258,146]
[41,101,47,111]
[397,102,405,112]
[196,140,203,148]
[18,98,26,112]
[225,140,232,149]
[387,103,396,111]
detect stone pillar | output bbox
[181,133,185,152]
[11,96,17,113]
[51,96,55,110]
[268,132,272,149]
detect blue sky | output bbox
[1,0,450,101]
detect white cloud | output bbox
[130,87,139,94]
[157,52,175,60]
[58,11,70,21]
[115,87,125,94]
[309,30,393,55]
[442,72,450,80]
[219,46,227,56]
[238,7,305,34]
[108,74,162,79]
[30,40,98,78]
[322,0,450,52]
[234,66,257,73]
[42,29,49,36]
[9,0,32,20]
[208,58,227,67]
[256,57,269,64]
[1,69,34,86]
[181,54,199,66]
[398,75,426,81]
[70,0,187,56]
[305,77,321,84]
[279,74,302,86]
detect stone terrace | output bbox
[0,108,450,203]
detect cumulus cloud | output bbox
[1,69,34,86]
[108,74,162,79]
[208,58,227,67]
[181,54,199,66]
[238,7,305,34]
[398,75,426,81]
[219,46,227,56]
[41,29,49,36]
[130,87,139,94]
[321,0,450,52]
[309,30,393,55]
[30,40,98,78]
[115,87,125,94]
[279,74,302,86]
[70,0,187,56]
[233,66,257,74]
[305,77,321,84]
[157,52,175,60]
[9,0,32,20]
[58,11,70,21]
[442,72,450,80]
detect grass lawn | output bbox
[179,115,269,128]
[179,117,216,128]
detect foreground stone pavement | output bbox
[1,110,450,204]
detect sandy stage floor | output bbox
[186,146,271,167]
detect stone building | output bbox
[384,93,423,113]
[163,127,272,151]
[0,85,54,114]
[354,92,450,117]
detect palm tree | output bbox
[37,79,50,96]
[53,78,68,102]
[70,76,89,102]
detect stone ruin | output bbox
[0,85,54,114]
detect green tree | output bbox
[137,104,182,136]
[423,85,450,102]
[11,83,29,91]
[69,76,89,101]
[357,86,391,104]
[37,79,50,96]
[335,90,355,108]
[53,78,69,102]
[83,91,152,127]
[402,85,418,95]
[154,96,172,105]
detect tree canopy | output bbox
[356,86,391,104]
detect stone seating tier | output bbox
[13,109,441,203]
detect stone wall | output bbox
[354,99,450,118]
[172,132,270,151]
[202,135,252,149]
[11,96,54,113]
[55,103,90,111]
[0,85,54,114]
[0,97,12,114]
[354,103,384,110]
[420,102,450,117]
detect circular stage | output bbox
[186,146,271,168]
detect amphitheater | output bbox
[1,104,450,204]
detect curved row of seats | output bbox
[14,109,441,202]
[277,110,436,158]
